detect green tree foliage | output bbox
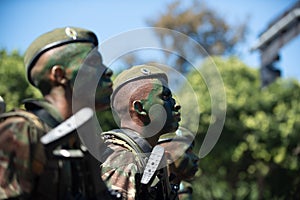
[146,0,247,73]
[183,57,300,199]
[0,49,42,111]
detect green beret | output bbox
[111,64,168,103]
[24,26,98,86]
[158,127,195,144]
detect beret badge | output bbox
[65,27,77,39]
[141,68,151,75]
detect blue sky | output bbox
[1,0,299,80]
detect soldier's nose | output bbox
[193,155,200,164]
[175,104,181,111]
[104,68,113,78]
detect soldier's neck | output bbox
[121,121,161,148]
[44,87,73,120]
[147,134,160,147]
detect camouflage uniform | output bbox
[1,27,113,200]
[0,99,110,200]
[158,127,199,200]
[101,129,145,199]
[100,65,180,200]
[101,129,174,200]
[0,99,62,199]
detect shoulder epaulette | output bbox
[0,109,46,133]
[101,129,151,167]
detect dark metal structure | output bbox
[251,1,300,87]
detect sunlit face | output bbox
[141,79,181,134]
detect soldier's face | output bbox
[32,43,113,112]
[65,44,113,111]
[80,50,113,111]
[141,79,181,134]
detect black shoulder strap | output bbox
[23,99,61,128]
[101,129,153,168]
[120,129,152,153]
[102,129,152,153]
[30,108,60,128]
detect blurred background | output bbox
[1,0,299,199]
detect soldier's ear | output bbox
[133,100,147,116]
[50,65,66,84]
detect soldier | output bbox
[100,64,181,200]
[158,127,200,200]
[0,27,113,199]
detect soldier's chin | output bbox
[169,122,179,132]
[95,96,111,111]
[161,123,179,135]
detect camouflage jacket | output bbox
[0,99,63,199]
[100,129,178,200]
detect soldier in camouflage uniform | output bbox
[158,127,200,200]
[0,27,113,199]
[100,65,181,200]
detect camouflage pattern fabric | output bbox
[0,108,51,199]
[158,127,199,200]
[0,100,60,199]
[100,129,177,200]
[101,142,140,200]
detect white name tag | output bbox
[141,145,165,184]
[41,107,93,145]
